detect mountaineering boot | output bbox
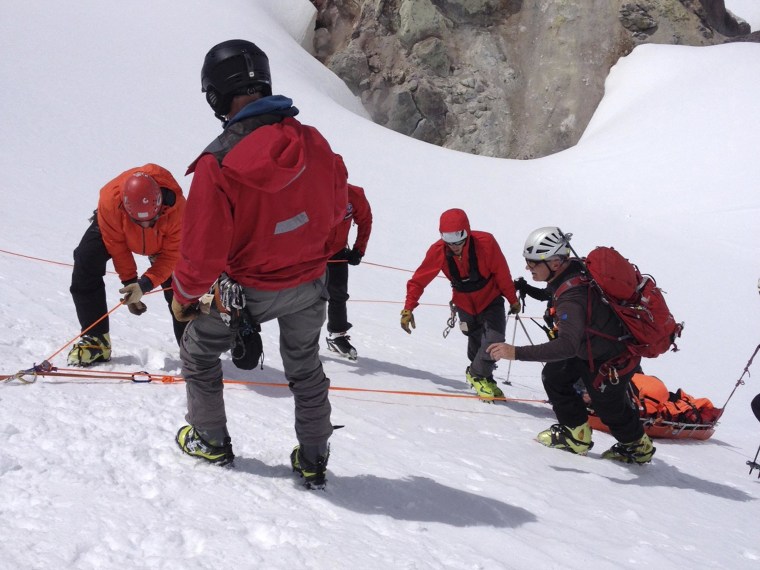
[67,333,111,366]
[290,444,330,490]
[601,433,655,464]
[326,332,358,361]
[466,367,504,401]
[176,425,235,467]
[536,422,594,455]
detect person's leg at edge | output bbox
[458,309,481,371]
[542,358,590,428]
[278,279,333,463]
[70,218,111,336]
[469,297,506,379]
[326,261,351,334]
[582,363,642,444]
[180,308,236,445]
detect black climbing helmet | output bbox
[201,39,272,117]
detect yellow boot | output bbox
[601,433,655,464]
[537,422,593,455]
[466,367,504,401]
[67,333,111,366]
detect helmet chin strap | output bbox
[544,260,557,281]
[545,257,569,282]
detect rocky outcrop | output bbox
[313,0,752,158]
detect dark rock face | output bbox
[314,0,752,158]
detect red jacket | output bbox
[97,164,185,288]
[173,116,348,304]
[326,184,372,256]
[404,210,518,315]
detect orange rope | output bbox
[348,299,450,307]
[44,301,125,363]
[1,247,546,394]
[0,248,118,274]
[12,367,548,404]
[0,247,435,279]
[363,260,448,280]
[44,288,168,363]
[363,260,411,273]
[0,246,490,314]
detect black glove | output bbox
[331,247,351,261]
[514,277,552,302]
[346,248,364,266]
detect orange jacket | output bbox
[97,164,185,288]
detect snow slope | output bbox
[1,1,759,569]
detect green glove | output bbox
[400,309,415,334]
[509,300,521,315]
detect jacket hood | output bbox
[221,117,306,194]
[439,208,471,235]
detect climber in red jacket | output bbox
[401,208,519,401]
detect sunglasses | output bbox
[526,259,542,269]
[447,238,467,247]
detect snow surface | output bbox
[1,1,759,569]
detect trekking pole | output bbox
[747,444,760,478]
[516,314,536,346]
[719,343,760,412]
[504,314,518,385]
[501,315,545,385]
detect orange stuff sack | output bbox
[631,373,670,415]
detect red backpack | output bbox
[556,246,683,359]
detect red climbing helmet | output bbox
[122,172,162,221]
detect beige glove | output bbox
[119,282,144,305]
[171,294,213,323]
[400,309,415,334]
[171,297,200,323]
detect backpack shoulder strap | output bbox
[553,275,587,302]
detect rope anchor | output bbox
[2,360,55,384]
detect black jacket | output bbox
[515,260,626,363]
